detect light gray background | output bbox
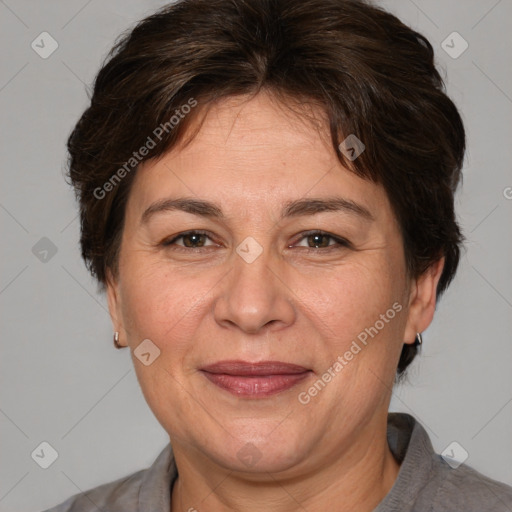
[0,1,511,511]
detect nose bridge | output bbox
[213,238,295,333]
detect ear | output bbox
[403,257,445,345]
[105,268,127,348]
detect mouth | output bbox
[199,360,313,398]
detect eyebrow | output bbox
[140,196,374,224]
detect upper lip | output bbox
[200,360,310,376]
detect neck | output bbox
[171,413,400,512]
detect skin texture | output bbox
[106,90,444,512]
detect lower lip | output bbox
[201,371,311,398]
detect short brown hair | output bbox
[67,0,465,378]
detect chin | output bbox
[199,421,308,475]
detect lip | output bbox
[200,360,312,398]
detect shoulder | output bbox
[382,413,512,512]
[40,468,146,512]
[430,456,512,511]
[40,443,176,512]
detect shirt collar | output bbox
[139,442,177,512]
[374,412,437,512]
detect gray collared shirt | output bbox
[42,413,512,512]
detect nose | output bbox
[213,244,296,334]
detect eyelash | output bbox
[161,230,351,253]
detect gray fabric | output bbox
[375,414,512,511]
[42,413,512,512]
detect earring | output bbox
[113,331,123,349]
[415,332,423,346]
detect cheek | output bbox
[118,260,206,351]
[118,263,212,437]
[302,257,408,413]
[302,266,405,407]
[308,260,405,346]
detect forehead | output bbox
[187,92,331,149]
[126,91,391,223]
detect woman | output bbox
[44,0,512,510]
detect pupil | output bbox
[184,234,204,247]
[309,234,328,248]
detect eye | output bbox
[161,229,350,252]
[292,230,351,250]
[162,230,217,249]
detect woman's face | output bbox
[107,91,439,475]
